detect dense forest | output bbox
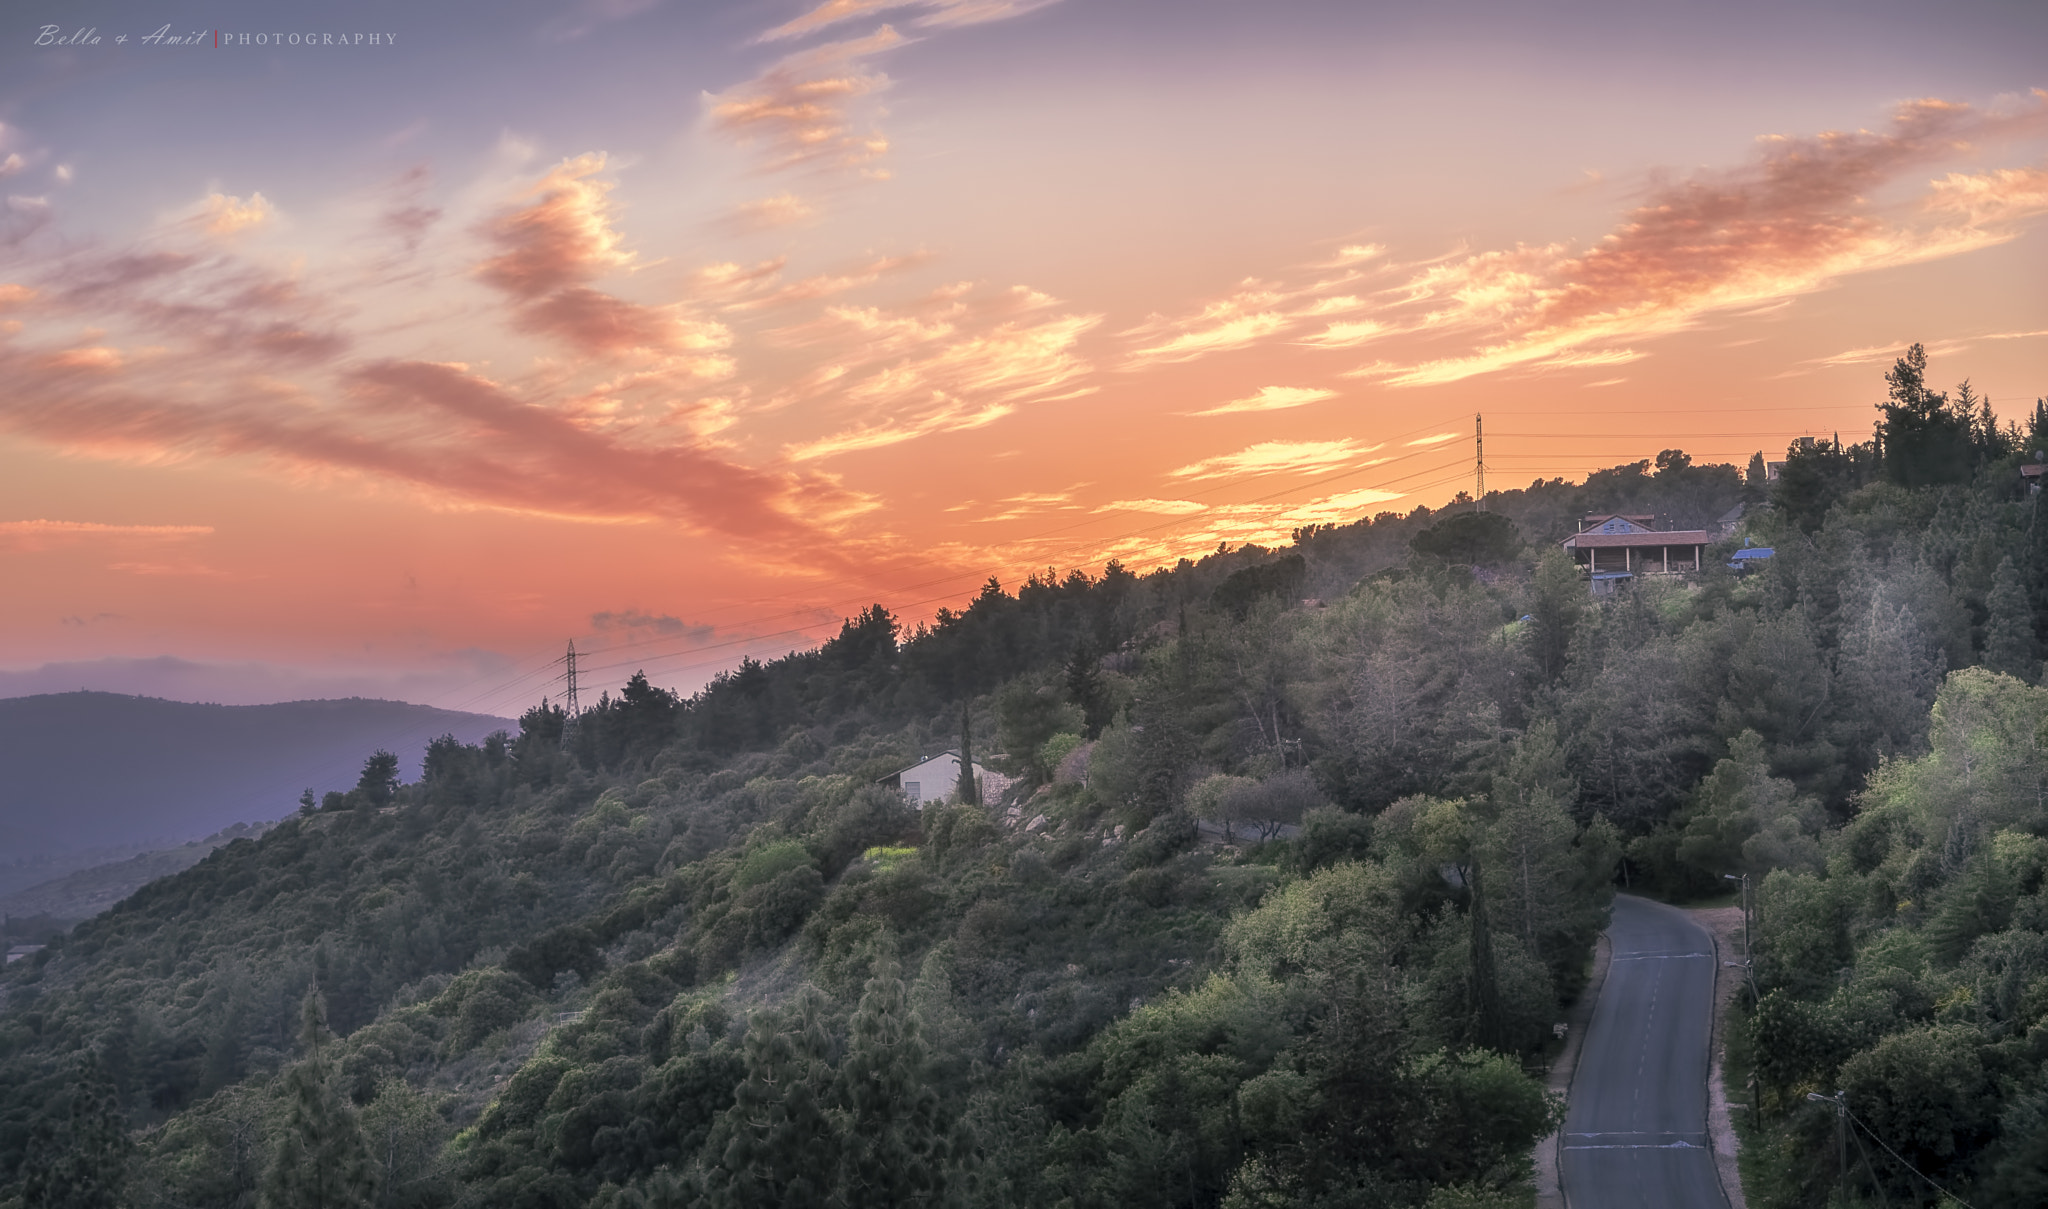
[5,345,2048,1208]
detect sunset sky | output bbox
[3,0,2046,715]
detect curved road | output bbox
[1560,895,1727,1209]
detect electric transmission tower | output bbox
[1475,412,1487,511]
[559,640,580,749]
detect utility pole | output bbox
[1806,1091,1847,1195]
[1475,412,1487,510]
[1724,872,1759,1004]
[559,640,580,750]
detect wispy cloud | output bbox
[1809,327,2048,368]
[1169,438,1382,481]
[707,27,902,176]
[757,0,1061,43]
[784,289,1098,460]
[1293,319,1385,349]
[1358,96,2048,386]
[591,609,716,641]
[0,519,213,552]
[1190,385,1337,416]
[1122,285,1289,368]
[724,192,815,232]
[1120,96,2048,391]
[1095,498,1207,515]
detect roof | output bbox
[2023,464,2046,479]
[1578,514,1657,534]
[1729,547,1775,561]
[1562,530,1712,549]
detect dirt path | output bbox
[1689,905,1749,1209]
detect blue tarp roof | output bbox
[1729,547,1775,561]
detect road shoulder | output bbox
[1532,927,1611,1209]
[1690,905,1749,1209]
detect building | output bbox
[1728,543,1775,572]
[879,750,1004,806]
[1560,513,1712,596]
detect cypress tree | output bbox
[261,988,377,1209]
[957,704,978,806]
[837,946,950,1208]
[1466,850,1509,1053]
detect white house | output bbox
[879,750,1004,806]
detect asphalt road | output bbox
[1559,894,1727,1209]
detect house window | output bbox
[904,781,920,801]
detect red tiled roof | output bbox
[1562,531,1712,548]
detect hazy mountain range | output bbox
[0,692,510,881]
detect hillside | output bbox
[0,694,512,871]
[4,359,2048,1209]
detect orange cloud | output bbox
[707,28,902,175]
[200,191,271,235]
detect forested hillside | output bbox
[4,347,2046,1208]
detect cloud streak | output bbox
[1169,439,1383,481]
[1190,385,1337,416]
[757,0,1061,42]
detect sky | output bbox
[2,0,2046,715]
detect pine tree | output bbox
[1983,555,2038,683]
[838,946,951,1208]
[706,985,839,1209]
[261,988,377,1209]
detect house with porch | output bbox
[1560,513,1712,595]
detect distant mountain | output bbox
[0,692,512,865]
[0,822,276,924]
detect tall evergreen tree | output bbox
[957,704,978,806]
[1983,555,2038,683]
[262,989,377,1209]
[706,986,839,1209]
[1465,850,1509,1054]
[1878,343,1973,488]
[1529,547,1584,684]
[838,946,951,1208]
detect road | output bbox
[1559,894,1728,1209]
